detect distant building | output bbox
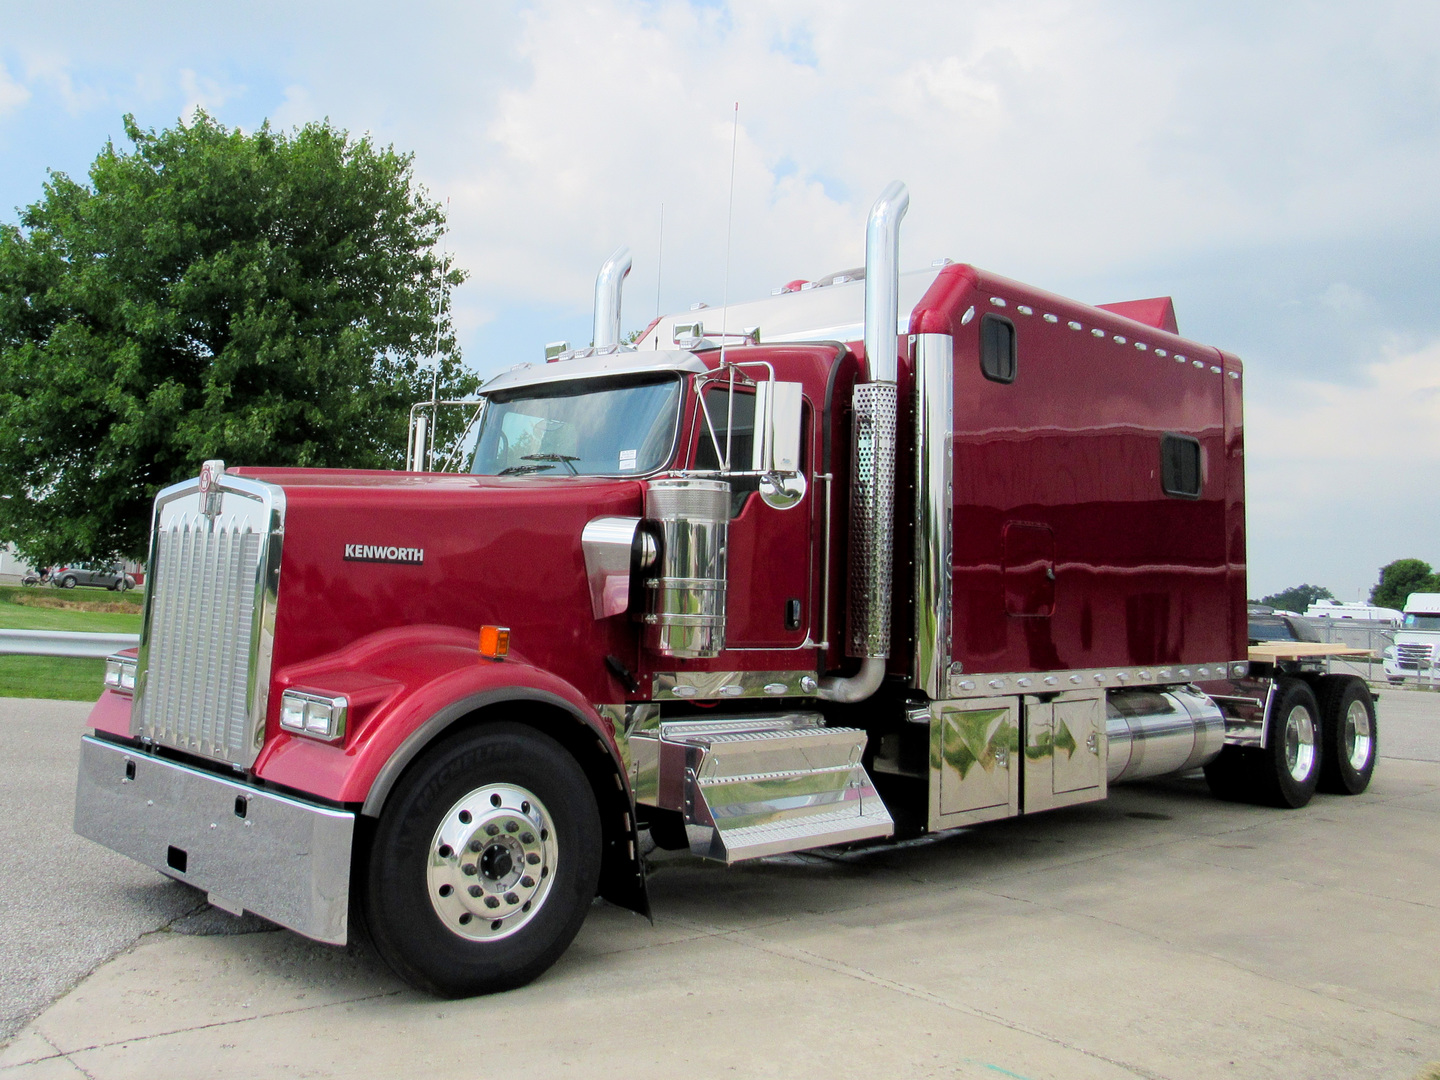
[1304,599,1401,625]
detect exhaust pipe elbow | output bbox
[863,181,909,384]
[592,245,632,349]
[817,657,887,704]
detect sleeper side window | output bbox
[980,314,1017,383]
[1160,433,1203,499]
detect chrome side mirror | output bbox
[753,381,806,509]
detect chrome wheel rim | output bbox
[428,783,558,941]
[1284,706,1316,782]
[1344,699,1372,772]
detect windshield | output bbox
[1404,613,1440,630]
[470,376,682,477]
[1248,615,1298,642]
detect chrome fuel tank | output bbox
[642,478,730,658]
[1106,686,1226,783]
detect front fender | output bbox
[253,625,630,812]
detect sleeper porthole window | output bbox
[1160,433,1203,499]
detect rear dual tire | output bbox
[1205,677,1321,808]
[1204,675,1376,806]
[1314,675,1376,795]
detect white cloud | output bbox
[0,63,30,115]
[178,68,241,120]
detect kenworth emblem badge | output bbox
[198,459,225,518]
[344,544,425,565]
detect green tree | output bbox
[1370,559,1440,609]
[0,111,476,567]
[1258,584,1335,614]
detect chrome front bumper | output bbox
[74,736,354,944]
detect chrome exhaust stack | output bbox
[592,245,632,350]
[821,181,908,703]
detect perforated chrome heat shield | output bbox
[847,381,897,658]
[131,473,285,769]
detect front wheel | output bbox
[364,722,601,997]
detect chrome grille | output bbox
[134,474,282,768]
[1397,643,1432,670]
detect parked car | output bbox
[51,563,136,591]
[1246,606,1321,645]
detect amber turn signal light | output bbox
[478,625,511,660]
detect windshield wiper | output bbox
[497,463,557,476]
[521,453,580,475]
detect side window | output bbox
[980,314,1017,383]
[694,388,756,471]
[1160,433,1203,498]
[694,387,760,516]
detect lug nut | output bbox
[484,896,500,909]
[505,821,518,833]
[462,863,477,876]
[520,832,534,844]
[469,839,483,852]
[468,885,482,898]
[485,824,500,836]
[520,876,534,889]
[504,892,519,905]
[526,852,541,865]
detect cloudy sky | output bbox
[1,0,1437,600]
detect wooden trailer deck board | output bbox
[1248,642,1374,662]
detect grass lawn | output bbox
[0,584,143,700]
[0,655,108,701]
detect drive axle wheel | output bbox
[1315,675,1377,795]
[1256,677,1322,808]
[1204,677,1321,808]
[364,722,601,997]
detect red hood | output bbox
[235,468,645,703]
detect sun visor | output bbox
[1097,296,1178,334]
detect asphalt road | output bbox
[2,686,1437,1077]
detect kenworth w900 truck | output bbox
[75,182,1377,996]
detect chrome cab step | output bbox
[632,713,894,863]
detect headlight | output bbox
[279,689,349,742]
[104,655,137,694]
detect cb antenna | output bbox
[719,102,739,467]
[428,197,451,468]
[655,202,664,320]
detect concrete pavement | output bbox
[2,692,1438,1079]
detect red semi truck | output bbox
[75,182,1377,996]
